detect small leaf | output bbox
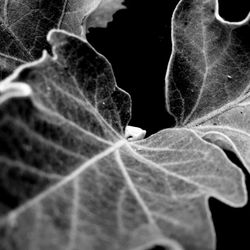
[0,0,103,79]
[0,30,246,250]
[85,0,126,31]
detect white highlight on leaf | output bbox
[125,126,146,141]
[0,81,32,103]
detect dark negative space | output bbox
[88,0,250,249]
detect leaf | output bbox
[194,100,250,172]
[166,0,250,126]
[85,0,126,31]
[0,0,103,80]
[165,0,250,171]
[0,30,246,250]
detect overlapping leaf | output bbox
[165,0,250,172]
[194,99,250,173]
[0,30,246,250]
[0,0,125,80]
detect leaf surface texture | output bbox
[0,0,124,80]
[0,30,246,250]
[165,0,250,173]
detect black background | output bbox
[88,0,250,249]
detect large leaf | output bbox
[165,0,250,171]
[0,30,246,250]
[0,0,124,80]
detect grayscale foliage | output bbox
[0,0,249,249]
[0,0,124,79]
[165,0,250,174]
